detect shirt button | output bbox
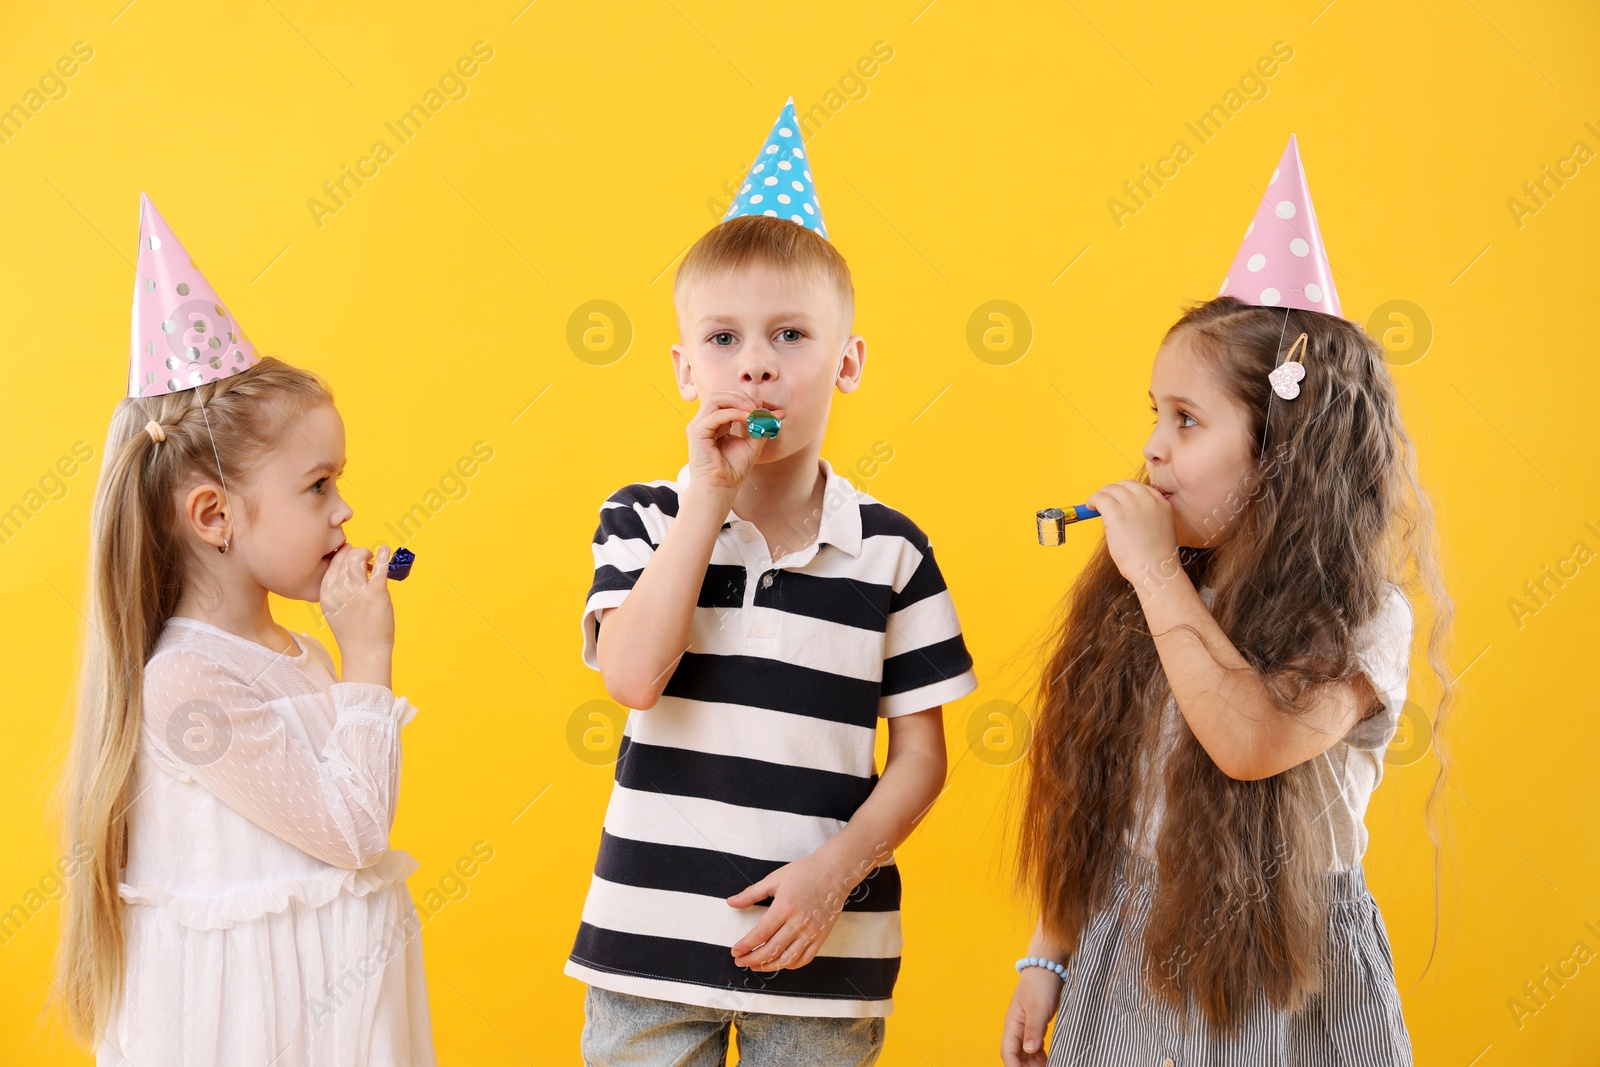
[738,528,751,542]
[761,573,774,588]
[1163,1059,1175,1067]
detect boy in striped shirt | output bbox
[566,173,979,1063]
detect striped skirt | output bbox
[1047,848,1413,1067]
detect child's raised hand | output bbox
[320,542,395,665]
[685,390,786,498]
[1085,480,1180,592]
[725,852,846,973]
[1001,968,1063,1067]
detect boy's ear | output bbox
[670,342,699,402]
[835,335,866,395]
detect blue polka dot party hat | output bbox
[722,97,827,239]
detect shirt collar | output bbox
[674,457,863,559]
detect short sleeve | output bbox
[1342,585,1414,750]
[142,647,413,869]
[581,484,672,670]
[879,532,978,717]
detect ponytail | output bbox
[53,357,332,1042]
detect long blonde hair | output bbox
[1017,297,1454,1031]
[53,357,332,1042]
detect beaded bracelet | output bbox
[1015,955,1068,979]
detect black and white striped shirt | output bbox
[564,459,978,1017]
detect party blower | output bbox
[351,546,418,579]
[383,547,417,580]
[347,546,419,579]
[1035,505,1100,546]
[746,408,781,439]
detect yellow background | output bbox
[2,1,1597,1063]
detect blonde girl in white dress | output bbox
[55,355,435,1066]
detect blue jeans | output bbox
[580,986,886,1067]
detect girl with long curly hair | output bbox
[1000,294,1452,1065]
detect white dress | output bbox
[101,617,436,1067]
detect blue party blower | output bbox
[386,547,416,580]
[1035,505,1100,546]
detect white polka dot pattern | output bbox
[1216,135,1342,316]
[722,96,828,239]
[128,193,260,399]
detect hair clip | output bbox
[1268,332,1310,400]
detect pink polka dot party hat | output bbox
[128,192,261,398]
[1217,134,1341,317]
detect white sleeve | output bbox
[879,534,978,717]
[1343,585,1414,750]
[142,648,414,869]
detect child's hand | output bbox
[726,852,849,972]
[1001,968,1064,1067]
[320,543,395,665]
[1086,480,1180,592]
[685,390,787,498]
